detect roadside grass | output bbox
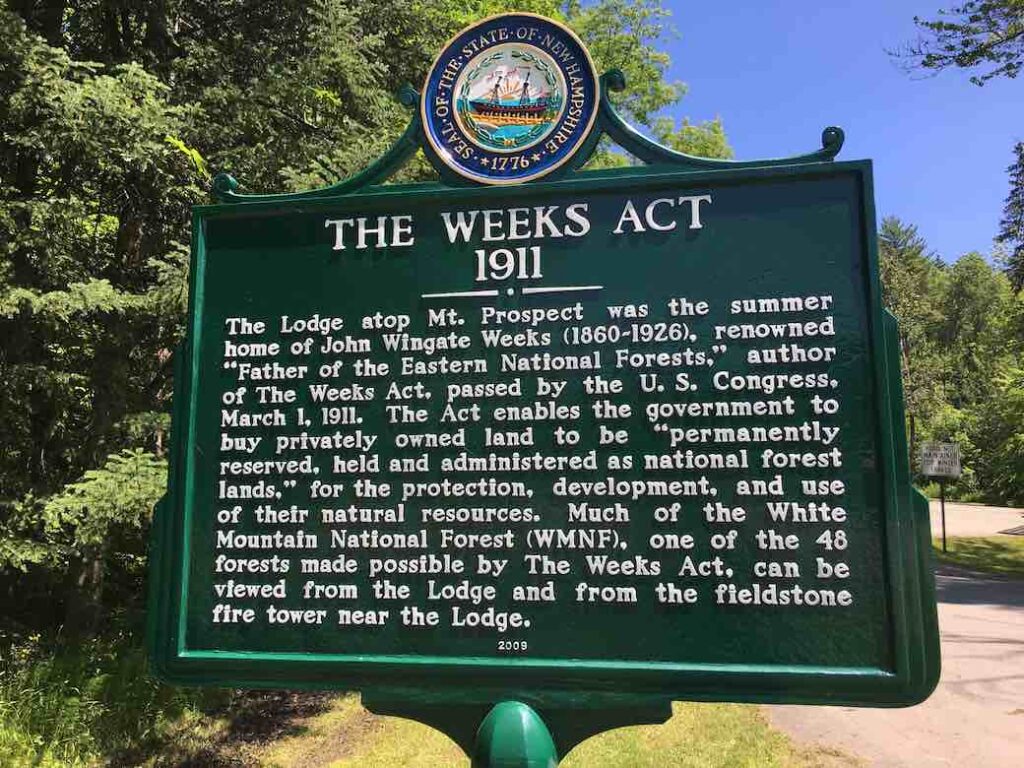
[2,634,861,767]
[561,703,859,767]
[920,482,984,503]
[0,631,231,768]
[262,697,858,768]
[932,535,1024,577]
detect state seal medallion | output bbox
[421,14,599,184]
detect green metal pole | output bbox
[472,701,559,768]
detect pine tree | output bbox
[877,217,948,457]
[894,1,1024,85]
[997,141,1024,290]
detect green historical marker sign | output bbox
[149,13,939,764]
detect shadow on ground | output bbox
[934,564,1024,608]
[109,690,336,767]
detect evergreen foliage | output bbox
[997,141,1024,289]
[879,216,1024,504]
[878,218,948,454]
[898,1,1024,85]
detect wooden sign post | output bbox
[148,14,940,765]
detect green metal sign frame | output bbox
[148,66,940,763]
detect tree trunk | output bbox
[900,338,917,466]
[62,541,107,638]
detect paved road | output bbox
[928,501,1023,537]
[768,565,1024,767]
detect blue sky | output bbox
[656,1,1023,262]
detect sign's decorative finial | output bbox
[421,13,599,185]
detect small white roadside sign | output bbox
[920,442,961,479]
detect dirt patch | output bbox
[791,742,864,767]
[125,690,337,767]
[266,701,383,768]
[220,690,336,746]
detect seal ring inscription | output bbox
[421,14,599,184]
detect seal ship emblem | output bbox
[456,45,565,153]
[421,14,599,184]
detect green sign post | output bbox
[148,14,939,766]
